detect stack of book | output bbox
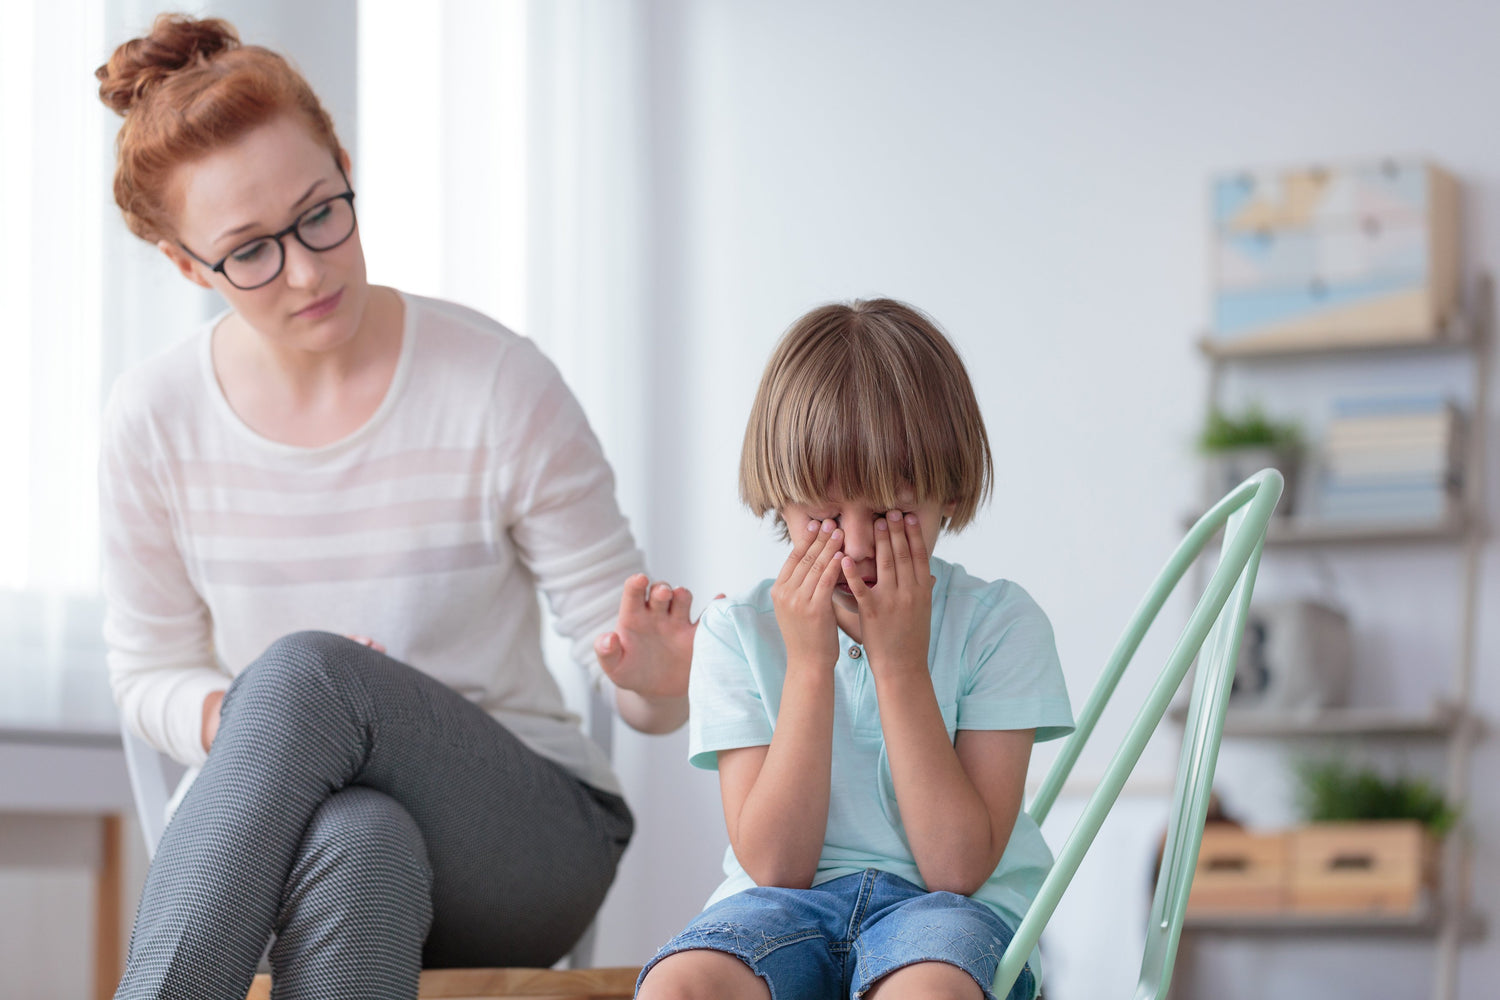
[1317,395,1463,523]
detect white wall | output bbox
[593,3,1500,998]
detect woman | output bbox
[96,14,694,999]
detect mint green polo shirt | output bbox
[688,556,1074,953]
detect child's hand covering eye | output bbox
[770,518,845,668]
[841,511,934,673]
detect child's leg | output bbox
[851,872,1034,1000]
[635,877,861,1000]
[636,950,770,1000]
[863,962,985,1000]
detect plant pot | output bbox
[1203,446,1299,517]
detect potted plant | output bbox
[1288,760,1456,914]
[1296,760,1457,834]
[1197,404,1302,515]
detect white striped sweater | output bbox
[99,291,643,794]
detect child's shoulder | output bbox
[938,558,1043,612]
[937,559,1055,641]
[695,577,779,639]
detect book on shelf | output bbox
[1317,395,1465,523]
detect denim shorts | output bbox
[637,869,1035,1000]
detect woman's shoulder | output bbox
[105,322,215,429]
[399,290,561,388]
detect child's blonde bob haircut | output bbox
[740,299,993,537]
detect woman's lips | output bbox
[296,288,343,320]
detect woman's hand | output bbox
[595,575,701,700]
[772,518,844,671]
[346,634,386,654]
[841,511,933,675]
[201,689,225,752]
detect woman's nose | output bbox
[282,238,324,289]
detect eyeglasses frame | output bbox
[178,184,358,291]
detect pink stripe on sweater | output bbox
[186,496,487,538]
[198,541,497,586]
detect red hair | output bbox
[96,13,344,243]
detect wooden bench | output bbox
[247,965,640,999]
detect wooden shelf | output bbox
[1183,907,1485,938]
[1197,314,1478,361]
[1182,511,1472,546]
[1265,514,1470,546]
[1168,703,1469,738]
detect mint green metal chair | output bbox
[993,468,1284,999]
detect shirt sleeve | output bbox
[687,599,775,770]
[956,582,1075,743]
[492,340,648,685]
[99,381,228,767]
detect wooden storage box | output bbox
[1288,821,1438,915]
[1210,159,1461,350]
[1186,827,1289,914]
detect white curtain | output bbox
[356,0,655,726]
[0,0,112,718]
[0,0,352,717]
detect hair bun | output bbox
[96,13,239,116]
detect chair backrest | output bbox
[992,468,1283,999]
[119,675,621,968]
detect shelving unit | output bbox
[1179,274,1491,1000]
[1169,701,1470,739]
[1183,907,1486,939]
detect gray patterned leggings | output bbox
[115,631,634,1000]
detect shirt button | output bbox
[848,646,862,659]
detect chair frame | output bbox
[993,468,1283,998]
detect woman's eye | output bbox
[231,240,271,263]
[301,204,334,228]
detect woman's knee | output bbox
[287,787,435,917]
[224,630,360,720]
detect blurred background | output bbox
[1,1,1496,997]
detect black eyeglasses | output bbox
[180,189,358,291]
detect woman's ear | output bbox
[338,147,352,179]
[157,241,214,290]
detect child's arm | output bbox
[718,518,846,889]
[843,512,1032,896]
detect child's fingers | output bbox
[903,512,932,580]
[841,556,873,602]
[873,514,895,584]
[791,521,838,588]
[799,525,841,591]
[809,537,845,598]
[886,508,913,583]
[776,518,823,584]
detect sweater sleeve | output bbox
[99,381,228,767]
[493,341,648,684]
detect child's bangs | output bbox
[770,372,946,512]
